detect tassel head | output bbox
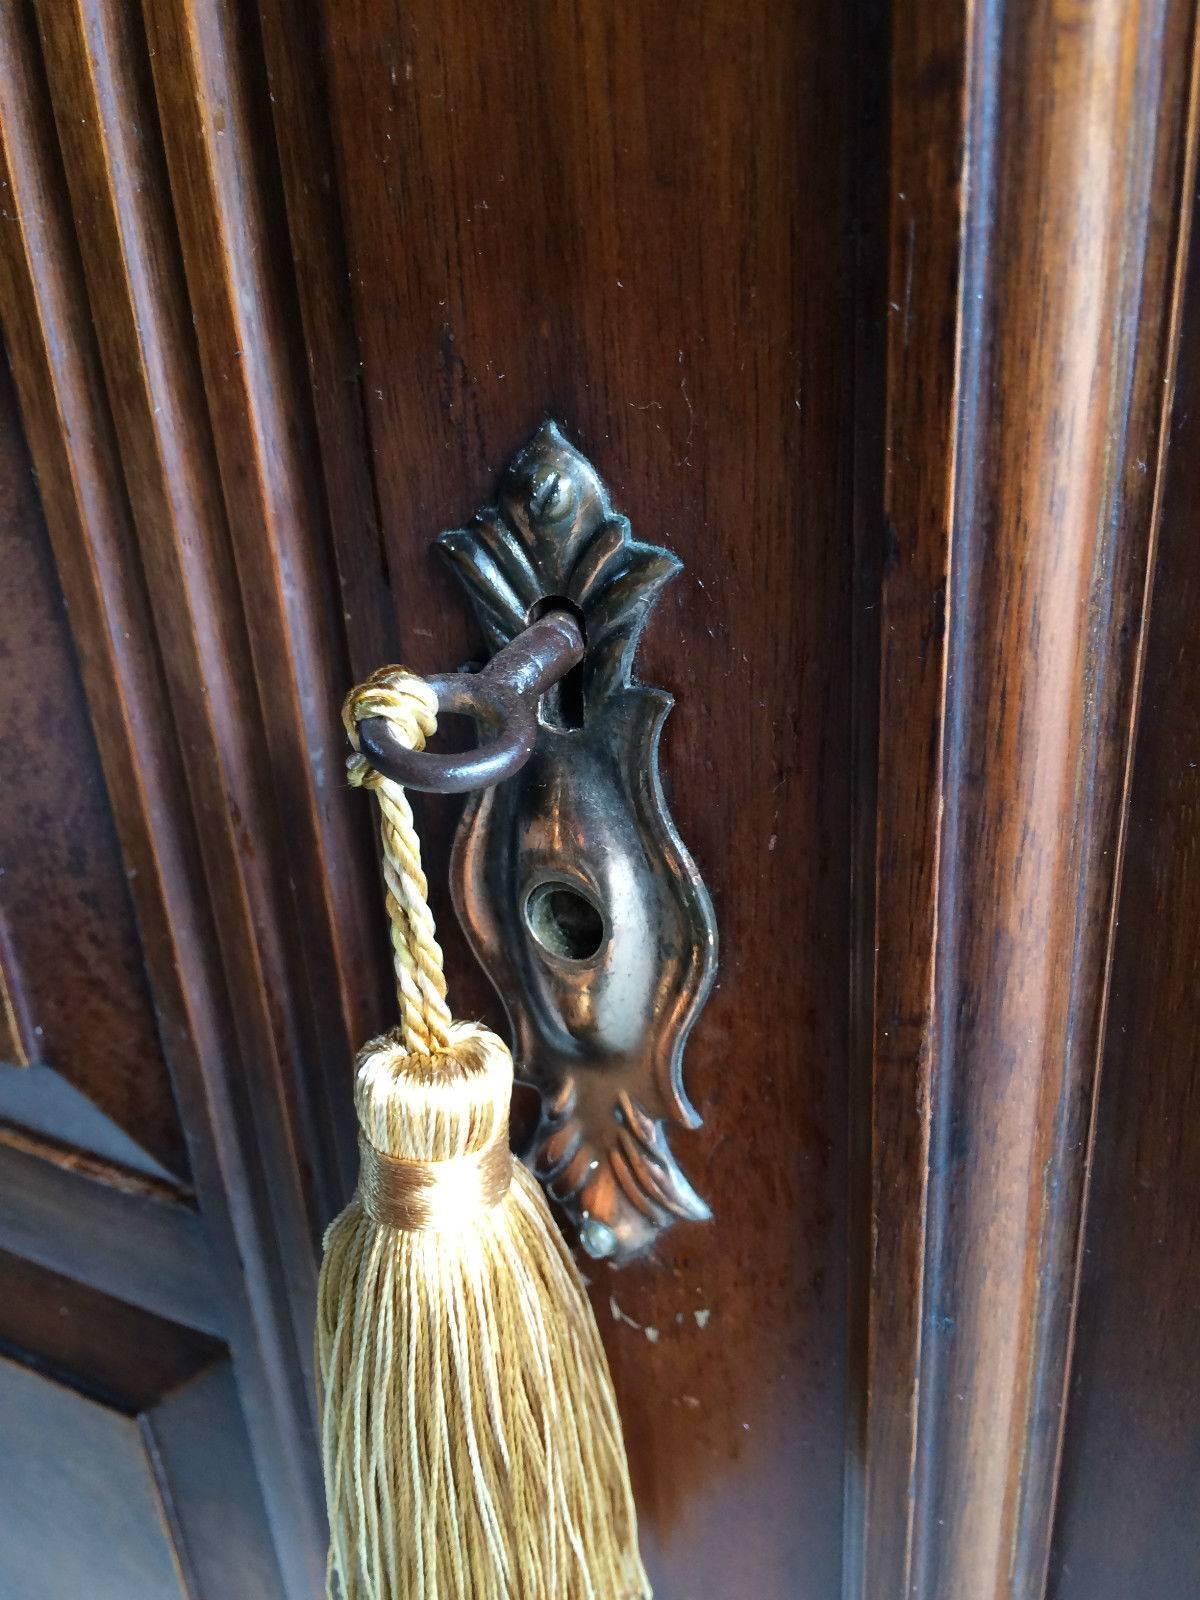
[354,1023,514,1233]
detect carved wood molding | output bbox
[0,348,184,1171]
[0,1130,221,1338]
[0,2,395,1589]
[854,3,1200,1598]
[0,1252,285,1600]
[138,0,379,1221]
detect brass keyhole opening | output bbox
[525,881,606,962]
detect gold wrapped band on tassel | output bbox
[357,1132,512,1231]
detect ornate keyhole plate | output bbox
[440,421,718,1262]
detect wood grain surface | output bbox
[0,1128,222,1337]
[0,1247,223,1411]
[1048,174,1200,1600]
[0,5,337,1588]
[313,3,864,1594]
[0,1252,285,1600]
[858,2,1200,1598]
[0,346,183,1174]
[3,1,1200,1595]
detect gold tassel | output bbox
[317,667,649,1600]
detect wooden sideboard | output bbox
[1,1,1198,1595]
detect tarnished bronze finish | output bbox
[355,611,584,794]
[440,421,718,1262]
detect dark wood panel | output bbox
[0,7,333,1586]
[256,0,398,682]
[0,1130,222,1337]
[0,346,183,1176]
[36,0,350,1268]
[858,2,1200,1597]
[1048,174,1200,1600]
[0,1255,285,1600]
[320,3,859,1594]
[0,1248,223,1411]
[140,0,384,1217]
[0,1063,183,1180]
[147,1362,289,1600]
[0,1353,189,1600]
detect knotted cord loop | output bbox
[342,667,453,1056]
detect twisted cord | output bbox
[342,668,453,1055]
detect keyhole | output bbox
[526,596,587,730]
[525,881,606,962]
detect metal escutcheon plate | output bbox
[441,421,717,1263]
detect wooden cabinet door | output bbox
[1,2,1199,1598]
